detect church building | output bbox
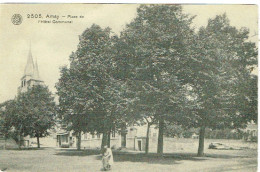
[17,46,43,94]
[16,46,47,147]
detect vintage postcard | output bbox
[0,4,258,172]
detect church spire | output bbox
[33,57,40,80]
[24,44,34,76]
[18,43,44,94]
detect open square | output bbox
[0,139,257,172]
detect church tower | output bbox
[18,45,44,94]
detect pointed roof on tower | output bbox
[24,45,35,76]
[33,57,41,80]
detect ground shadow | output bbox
[3,147,48,151]
[55,149,102,156]
[55,149,243,165]
[38,148,254,166]
[55,148,247,159]
[111,151,248,165]
[204,153,250,159]
[112,152,204,165]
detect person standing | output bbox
[102,145,114,171]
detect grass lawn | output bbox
[0,139,257,172]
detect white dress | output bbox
[102,148,114,168]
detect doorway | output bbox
[138,140,142,151]
[121,133,126,147]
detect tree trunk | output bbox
[197,126,206,157]
[76,131,81,150]
[157,119,164,156]
[107,129,111,148]
[18,133,21,149]
[101,132,108,149]
[36,133,40,148]
[4,138,6,150]
[145,123,151,154]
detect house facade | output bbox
[56,125,158,151]
[244,121,257,142]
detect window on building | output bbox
[92,134,95,139]
[112,131,116,138]
[84,133,88,140]
[97,134,100,139]
[252,130,256,136]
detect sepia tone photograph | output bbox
[0,3,258,172]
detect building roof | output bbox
[130,125,157,137]
[56,128,69,135]
[24,47,34,76]
[33,57,41,80]
[23,45,42,81]
[246,123,257,130]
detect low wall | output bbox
[81,138,136,150]
[81,139,102,149]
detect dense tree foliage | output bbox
[56,25,133,150]
[118,4,196,155]
[0,85,56,148]
[55,5,257,156]
[182,14,258,156]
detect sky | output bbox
[0,4,258,103]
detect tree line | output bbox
[56,5,257,156]
[0,5,257,156]
[164,124,245,140]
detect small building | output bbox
[56,124,158,151]
[244,122,257,142]
[56,129,72,148]
[191,133,199,139]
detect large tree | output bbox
[56,24,131,150]
[23,85,56,148]
[56,65,90,150]
[182,14,258,156]
[0,85,56,148]
[118,4,195,155]
[0,100,24,148]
